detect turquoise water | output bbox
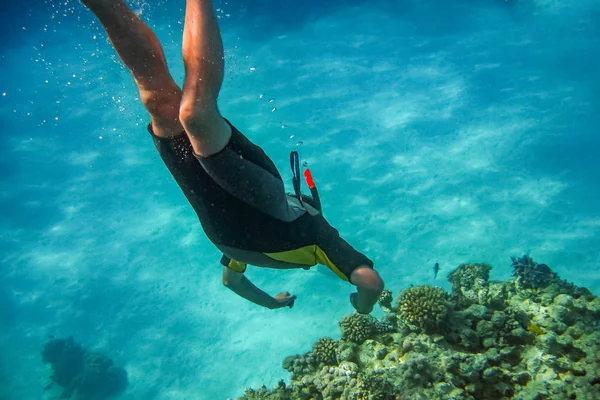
[1,0,599,398]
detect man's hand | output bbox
[272,292,297,309]
[223,267,297,310]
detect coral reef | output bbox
[41,337,128,400]
[237,255,600,400]
[396,285,451,333]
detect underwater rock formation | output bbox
[41,337,128,400]
[238,255,600,400]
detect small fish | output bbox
[527,324,544,335]
[433,262,439,279]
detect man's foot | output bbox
[350,292,373,314]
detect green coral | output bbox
[396,285,451,333]
[338,314,377,343]
[312,338,338,365]
[448,263,492,293]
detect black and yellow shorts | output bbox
[149,120,373,282]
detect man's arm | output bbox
[222,267,296,309]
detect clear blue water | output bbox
[1,0,599,398]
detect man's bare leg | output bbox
[81,0,183,138]
[179,0,232,157]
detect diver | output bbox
[80,0,384,314]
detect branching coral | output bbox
[396,285,451,333]
[312,338,338,365]
[338,314,377,343]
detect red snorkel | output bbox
[303,168,322,211]
[303,168,315,189]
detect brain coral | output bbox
[396,285,451,332]
[312,338,338,365]
[339,314,377,343]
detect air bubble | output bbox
[296,141,303,146]
[271,107,277,112]
[249,67,256,71]
[302,161,308,167]
[259,94,264,99]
